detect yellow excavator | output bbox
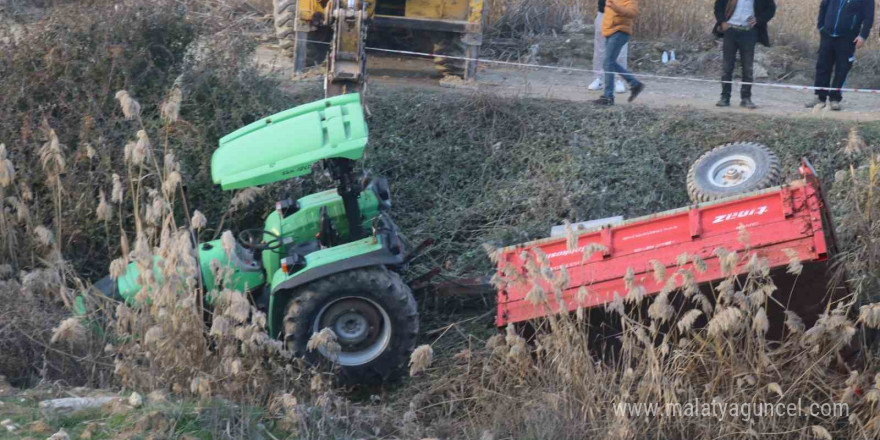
[273,0,487,95]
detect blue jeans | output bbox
[603,32,641,99]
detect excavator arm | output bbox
[274,0,486,83]
[322,1,369,238]
[324,0,368,98]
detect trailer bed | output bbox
[496,161,839,327]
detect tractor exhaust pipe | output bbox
[327,158,364,240]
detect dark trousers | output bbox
[721,27,757,100]
[813,33,856,102]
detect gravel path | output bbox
[255,44,880,122]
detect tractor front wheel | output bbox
[283,267,418,383]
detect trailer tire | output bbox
[282,267,418,384]
[687,142,781,203]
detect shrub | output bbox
[0,0,289,278]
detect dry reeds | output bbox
[487,0,871,54]
[83,86,329,409]
[404,153,880,438]
[417,236,880,439]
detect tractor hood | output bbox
[211,93,368,190]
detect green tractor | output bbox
[96,93,418,382]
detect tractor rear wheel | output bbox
[687,142,781,203]
[283,267,418,383]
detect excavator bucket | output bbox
[211,93,368,190]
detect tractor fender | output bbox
[267,236,406,338]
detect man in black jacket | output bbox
[713,0,776,109]
[806,0,875,111]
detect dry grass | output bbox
[486,0,878,53]
[635,0,834,49]
[364,92,880,438]
[400,174,880,438]
[0,272,111,388]
[0,0,290,390]
[7,87,880,439]
[0,0,291,278]
[5,2,880,439]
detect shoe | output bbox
[716,97,730,107]
[805,97,826,108]
[628,83,644,102]
[615,80,626,93]
[830,101,842,111]
[740,98,757,110]
[588,78,603,91]
[592,96,614,106]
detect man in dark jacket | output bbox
[806,0,875,111]
[713,0,777,109]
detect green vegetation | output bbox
[360,89,880,278]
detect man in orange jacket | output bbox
[593,0,644,106]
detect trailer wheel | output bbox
[687,142,781,203]
[283,267,418,383]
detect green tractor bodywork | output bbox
[211,94,368,190]
[95,94,417,382]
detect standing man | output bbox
[592,0,644,106]
[713,0,777,109]
[806,0,874,111]
[589,0,628,94]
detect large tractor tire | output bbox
[283,267,419,383]
[687,142,781,203]
[273,0,330,70]
[273,0,298,51]
[433,36,468,78]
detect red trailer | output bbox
[495,156,844,332]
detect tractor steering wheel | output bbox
[238,229,283,252]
